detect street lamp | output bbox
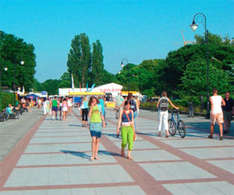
[190,12,210,118]
[120,58,128,69]
[0,66,8,110]
[13,60,24,105]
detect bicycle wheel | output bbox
[168,119,176,136]
[178,120,186,138]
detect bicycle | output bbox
[168,109,186,138]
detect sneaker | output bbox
[208,134,213,139]
[219,136,223,141]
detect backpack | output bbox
[159,97,169,111]
[130,99,137,112]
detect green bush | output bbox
[140,102,157,111]
[140,100,207,115]
[0,91,15,111]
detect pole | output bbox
[203,15,210,119]
[0,68,2,111]
[192,12,210,118]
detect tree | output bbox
[0,31,36,92]
[59,72,71,88]
[91,40,104,85]
[40,79,60,95]
[67,33,91,87]
[180,59,230,104]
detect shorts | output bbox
[52,106,58,112]
[62,107,68,112]
[223,111,232,122]
[89,122,102,138]
[210,112,224,125]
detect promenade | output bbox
[0,109,233,195]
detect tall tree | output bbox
[67,33,91,87]
[0,31,36,92]
[91,40,104,85]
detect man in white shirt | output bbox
[208,89,226,140]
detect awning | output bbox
[69,92,105,96]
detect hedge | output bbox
[0,91,15,111]
[140,102,207,115]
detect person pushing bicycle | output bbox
[157,91,179,137]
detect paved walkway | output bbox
[0,109,233,194]
[0,108,43,161]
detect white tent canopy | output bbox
[93,83,123,97]
[59,83,123,97]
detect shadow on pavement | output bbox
[69,124,83,127]
[61,150,90,159]
[136,132,156,137]
[102,132,119,138]
[98,150,121,157]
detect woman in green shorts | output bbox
[88,96,106,160]
[117,100,136,160]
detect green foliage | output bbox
[116,32,233,109]
[40,79,60,95]
[91,40,104,85]
[58,72,71,88]
[0,31,36,92]
[0,91,15,111]
[67,33,91,87]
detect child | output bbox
[117,100,136,160]
[88,96,106,160]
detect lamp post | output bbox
[0,66,8,110]
[20,60,25,93]
[13,60,24,106]
[120,58,128,69]
[190,12,210,118]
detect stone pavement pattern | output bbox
[0,108,43,161]
[0,109,233,194]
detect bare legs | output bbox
[91,137,100,160]
[209,123,223,139]
[121,147,132,160]
[62,111,67,121]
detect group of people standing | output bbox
[79,93,139,160]
[209,89,233,140]
[42,97,73,120]
[40,90,232,161]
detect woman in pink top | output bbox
[62,98,68,121]
[209,89,226,140]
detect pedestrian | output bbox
[222,92,233,134]
[157,91,179,137]
[43,98,48,115]
[88,96,106,160]
[51,97,58,120]
[58,97,63,120]
[67,97,73,115]
[188,101,194,117]
[208,88,226,140]
[98,96,106,119]
[117,100,136,160]
[81,96,89,127]
[62,98,68,121]
[115,92,124,119]
[127,93,138,128]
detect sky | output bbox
[0,0,233,82]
